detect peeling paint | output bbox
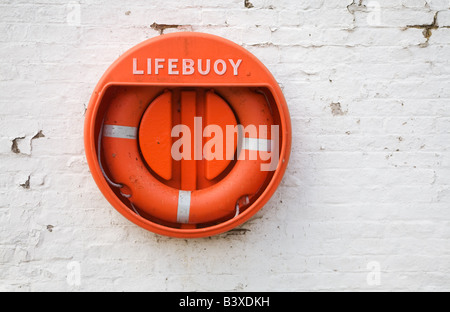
[347,0,365,14]
[347,0,365,22]
[32,130,45,140]
[20,175,30,189]
[150,22,182,35]
[10,131,44,155]
[244,0,254,9]
[11,136,25,154]
[330,102,347,116]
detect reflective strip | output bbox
[177,190,191,224]
[103,125,137,140]
[242,138,272,152]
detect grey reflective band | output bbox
[177,190,191,224]
[242,138,272,152]
[103,125,137,140]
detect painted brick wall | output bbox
[1,0,449,291]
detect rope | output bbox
[97,118,140,216]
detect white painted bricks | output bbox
[1,0,449,291]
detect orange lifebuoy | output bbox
[101,87,274,225]
[84,33,291,238]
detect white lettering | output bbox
[367,261,381,286]
[260,297,270,306]
[66,2,81,27]
[183,59,195,75]
[214,59,227,75]
[179,296,214,310]
[66,261,81,286]
[203,124,224,160]
[154,58,165,75]
[133,58,144,75]
[229,59,242,76]
[260,125,279,172]
[170,120,279,172]
[171,125,191,161]
[194,117,203,161]
[168,58,179,75]
[198,59,210,75]
[132,58,243,76]
[367,1,381,26]
[223,297,269,307]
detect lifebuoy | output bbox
[99,87,274,226]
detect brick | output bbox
[226,9,278,27]
[426,0,450,10]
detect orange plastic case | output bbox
[84,33,291,238]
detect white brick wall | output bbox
[1,0,449,291]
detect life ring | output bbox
[99,87,274,226]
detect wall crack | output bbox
[20,175,31,189]
[150,22,184,35]
[406,11,447,45]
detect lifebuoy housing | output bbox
[84,33,291,238]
